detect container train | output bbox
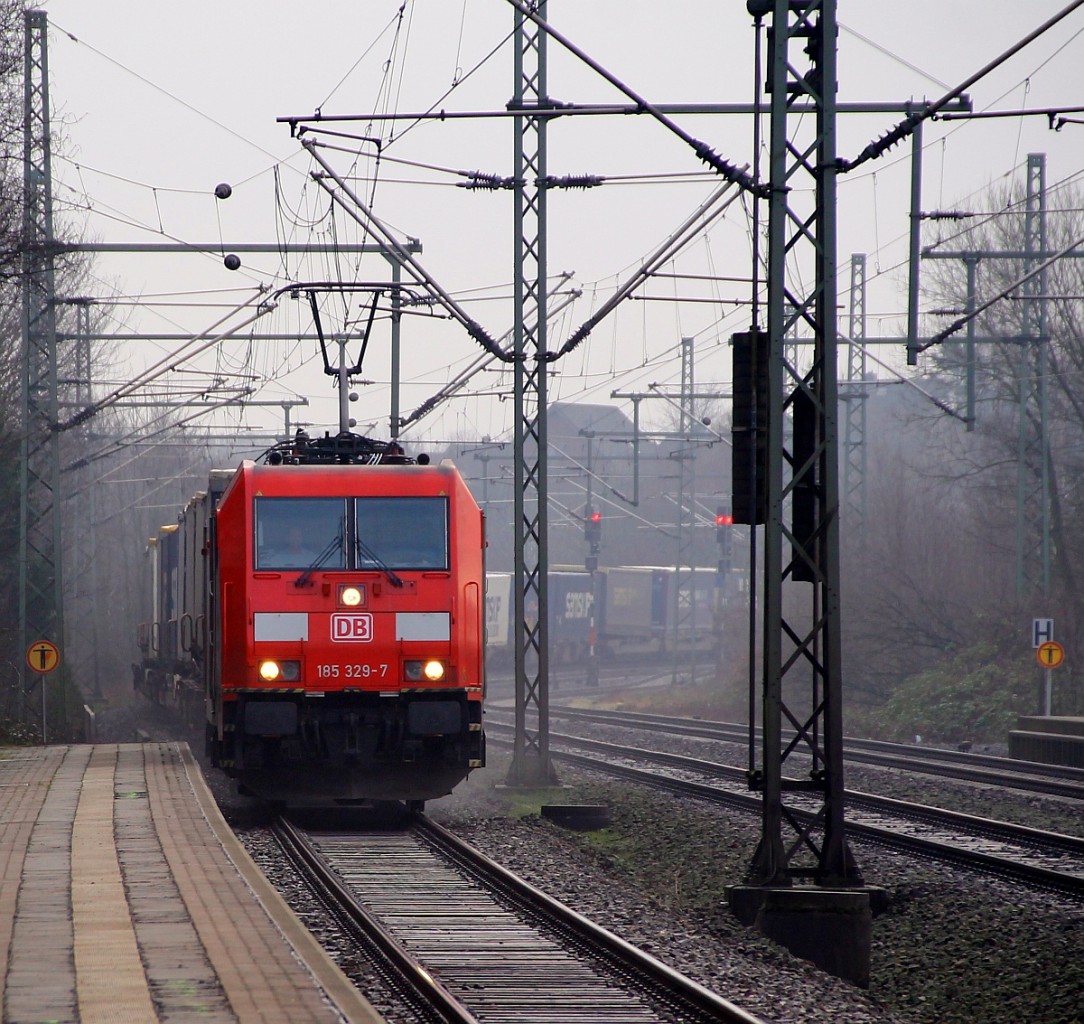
[134,431,486,808]
[485,565,724,665]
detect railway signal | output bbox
[731,329,768,525]
[584,509,602,572]
[715,507,733,571]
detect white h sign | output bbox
[1033,618,1054,649]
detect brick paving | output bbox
[0,743,383,1024]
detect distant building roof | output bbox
[548,402,636,441]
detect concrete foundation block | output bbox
[729,885,874,988]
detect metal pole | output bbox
[20,10,64,734]
[964,257,979,431]
[1016,153,1049,601]
[747,0,858,889]
[584,434,599,687]
[336,336,350,432]
[507,0,557,787]
[390,258,402,439]
[906,119,923,366]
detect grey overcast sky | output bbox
[37,1,1084,445]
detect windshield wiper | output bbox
[355,536,404,588]
[294,532,344,589]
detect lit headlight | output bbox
[404,659,446,682]
[339,584,365,607]
[258,660,300,683]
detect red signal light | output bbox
[715,513,733,526]
[584,509,602,559]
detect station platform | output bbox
[1009,715,1084,768]
[0,742,384,1024]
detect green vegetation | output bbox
[0,718,40,746]
[500,788,571,819]
[569,647,1039,747]
[867,642,1034,745]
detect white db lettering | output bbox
[331,613,373,642]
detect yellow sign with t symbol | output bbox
[1036,640,1064,669]
[26,640,60,674]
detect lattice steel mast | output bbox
[842,254,868,533]
[1016,152,1050,599]
[19,9,64,725]
[920,153,1053,600]
[748,0,859,887]
[506,0,558,786]
[671,336,699,685]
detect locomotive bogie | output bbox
[213,689,484,804]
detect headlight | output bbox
[404,659,446,682]
[339,584,365,607]
[258,660,300,683]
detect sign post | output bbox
[1035,640,1064,716]
[1032,620,1057,716]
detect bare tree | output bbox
[840,175,1084,736]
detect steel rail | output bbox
[277,811,766,1024]
[414,816,766,1024]
[273,817,479,1024]
[489,717,1084,855]
[535,704,1084,800]
[485,727,1084,899]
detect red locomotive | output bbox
[135,431,486,808]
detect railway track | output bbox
[483,717,1084,900]
[527,704,1084,800]
[273,814,765,1024]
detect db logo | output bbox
[331,613,373,642]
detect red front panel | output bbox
[214,462,484,699]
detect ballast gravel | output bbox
[423,749,1084,1024]
[100,699,1084,1024]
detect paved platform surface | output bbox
[0,742,385,1024]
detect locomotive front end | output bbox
[208,459,485,807]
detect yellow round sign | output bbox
[26,640,60,674]
[1036,640,1064,669]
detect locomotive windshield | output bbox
[356,497,449,570]
[255,498,347,570]
[254,495,448,571]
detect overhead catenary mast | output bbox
[19,9,64,736]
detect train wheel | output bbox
[406,799,425,816]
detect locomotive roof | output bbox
[215,458,476,508]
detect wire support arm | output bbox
[917,230,1084,354]
[933,104,1084,124]
[303,140,511,362]
[399,284,579,433]
[62,391,255,472]
[57,290,273,431]
[840,0,1084,172]
[552,180,742,359]
[838,327,970,424]
[500,0,767,198]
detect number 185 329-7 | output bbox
[316,663,389,680]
